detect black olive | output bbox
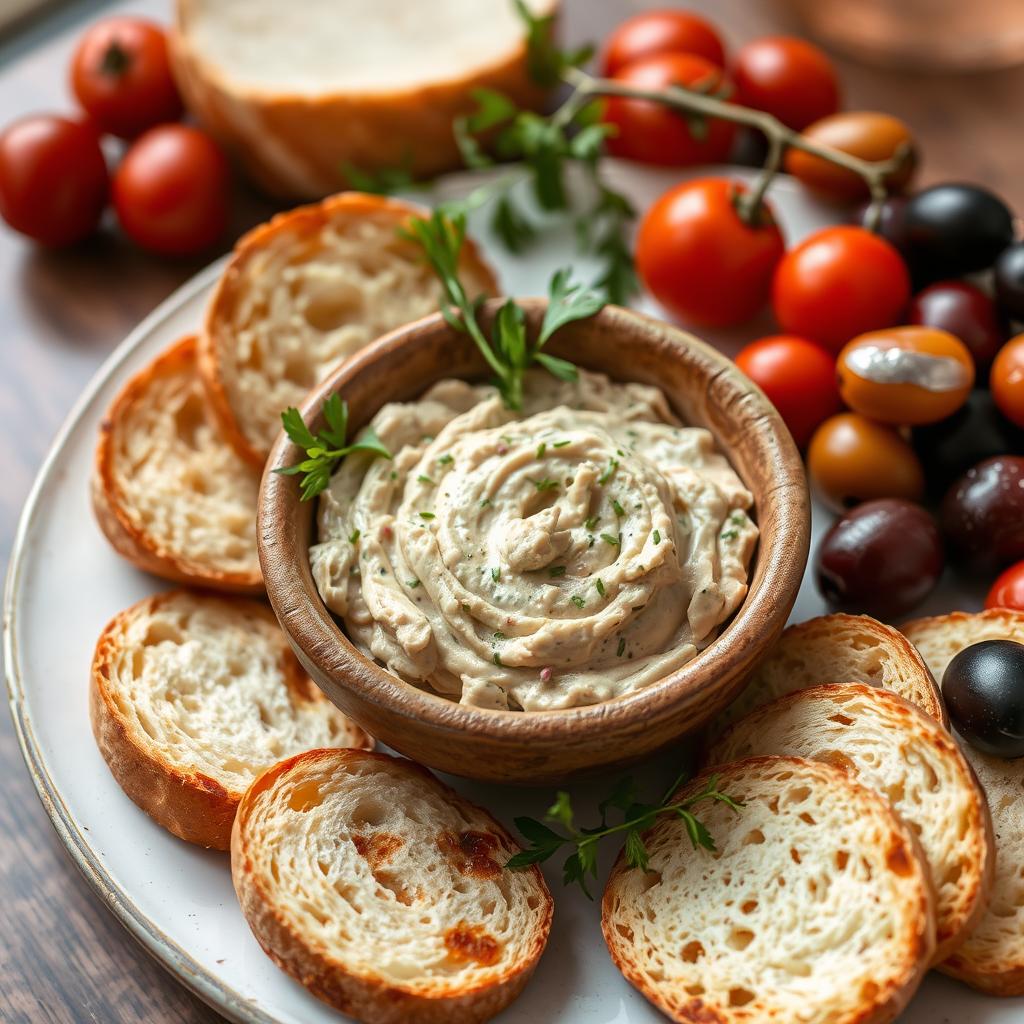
[943,639,1024,757]
[903,183,1014,283]
[815,498,944,620]
[995,241,1024,323]
[912,392,1024,498]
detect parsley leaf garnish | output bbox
[277,393,392,501]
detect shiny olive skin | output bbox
[995,242,1024,323]
[941,456,1024,571]
[912,391,1024,497]
[903,183,1014,283]
[909,280,1006,374]
[942,640,1024,757]
[815,498,944,619]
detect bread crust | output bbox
[198,191,500,467]
[901,608,1024,995]
[704,682,995,964]
[170,0,556,200]
[601,756,936,1024]
[90,591,372,850]
[231,748,552,1023]
[93,336,264,594]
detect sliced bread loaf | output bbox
[171,0,557,199]
[902,609,1024,995]
[199,192,499,466]
[93,335,263,594]
[717,612,945,732]
[231,749,552,1024]
[91,590,370,850]
[602,756,935,1024]
[705,683,994,962]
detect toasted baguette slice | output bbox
[199,192,499,467]
[602,756,935,1024]
[91,590,370,850]
[171,0,556,200]
[717,613,945,733]
[705,683,994,963]
[93,336,263,594]
[231,749,552,1024]
[902,609,1024,995]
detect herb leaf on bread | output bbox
[277,393,391,501]
[507,768,743,897]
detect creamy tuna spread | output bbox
[310,369,758,711]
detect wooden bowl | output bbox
[259,301,810,784]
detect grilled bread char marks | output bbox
[171,0,557,200]
[718,613,945,733]
[199,191,499,467]
[705,683,994,963]
[602,756,935,1024]
[231,749,552,1024]
[92,335,263,593]
[90,590,371,850]
[902,608,1024,995]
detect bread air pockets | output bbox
[93,335,263,594]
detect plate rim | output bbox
[1,254,276,1024]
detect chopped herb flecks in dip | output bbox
[310,369,757,711]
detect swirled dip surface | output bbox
[311,370,757,711]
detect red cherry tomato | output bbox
[909,280,1005,374]
[636,177,785,328]
[112,125,229,255]
[601,10,726,75]
[70,17,182,139]
[735,335,841,448]
[986,560,1024,610]
[772,226,911,353]
[733,36,841,131]
[603,53,736,167]
[991,333,1024,428]
[0,114,107,246]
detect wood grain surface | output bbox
[3,0,1024,1020]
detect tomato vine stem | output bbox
[561,65,909,230]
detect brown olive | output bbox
[815,499,944,619]
[808,413,924,512]
[941,456,1024,571]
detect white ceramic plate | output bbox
[4,163,1009,1023]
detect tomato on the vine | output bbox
[603,53,736,167]
[601,10,726,75]
[735,335,840,448]
[772,226,910,352]
[986,561,1024,611]
[0,114,108,246]
[733,36,840,131]
[112,124,229,255]
[70,17,182,139]
[636,177,785,327]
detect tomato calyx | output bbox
[100,39,132,77]
[728,181,775,229]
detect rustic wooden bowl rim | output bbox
[259,301,809,745]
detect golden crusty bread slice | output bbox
[717,613,946,732]
[91,590,370,850]
[170,0,556,200]
[93,335,263,594]
[902,608,1024,995]
[231,748,552,1024]
[199,192,499,467]
[601,756,935,1024]
[705,683,994,963]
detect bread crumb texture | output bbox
[602,756,934,1024]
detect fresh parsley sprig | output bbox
[505,768,743,898]
[401,206,602,409]
[276,393,392,501]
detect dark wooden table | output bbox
[3,1,1024,1020]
